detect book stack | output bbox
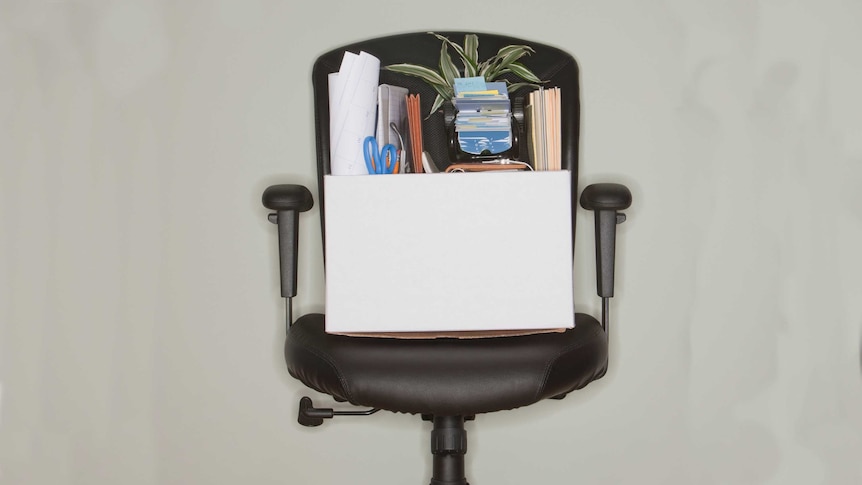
[452,77,512,156]
[526,87,561,171]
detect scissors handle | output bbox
[379,144,398,174]
[363,136,398,174]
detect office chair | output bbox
[261,32,632,485]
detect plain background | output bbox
[2,1,861,484]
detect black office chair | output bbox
[261,32,632,485]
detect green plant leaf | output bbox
[383,63,448,87]
[429,81,454,100]
[483,45,535,80]
[427,94,446,119]
[463,34,479,77]
[429,32,477,78]
[506,82,541,93]
[426,83,454,118]
[478,59,493,79]
[496,44,535,60]
[438,43,459,87]
[501,62,544,83]
[429,33,467,62]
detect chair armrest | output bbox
[579,183,632,211]
[262,184,314,212]
[262,184,314,300]
[579,183,632,299]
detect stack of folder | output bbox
[452,77,512,156]
[525,87,561,171]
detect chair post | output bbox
[429,416,469,485]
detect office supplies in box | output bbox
[323,170,575,337]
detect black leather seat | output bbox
[286,313,608,416]
[261,32,632,485]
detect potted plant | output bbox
[384,32,545,117]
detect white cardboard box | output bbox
[323,171,574,336]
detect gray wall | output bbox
[2,1,861,484]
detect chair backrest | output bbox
[310,32,582,243]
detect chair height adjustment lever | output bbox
[298,396,379,427]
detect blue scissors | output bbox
[363,136,398,174]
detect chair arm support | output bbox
[262,184,314,299]
[579,183,632,298]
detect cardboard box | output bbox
[323,171,574,336]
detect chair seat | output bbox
[285,313,608,415]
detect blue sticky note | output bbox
[454,76,487,95]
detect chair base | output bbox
[429,416,469,485]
